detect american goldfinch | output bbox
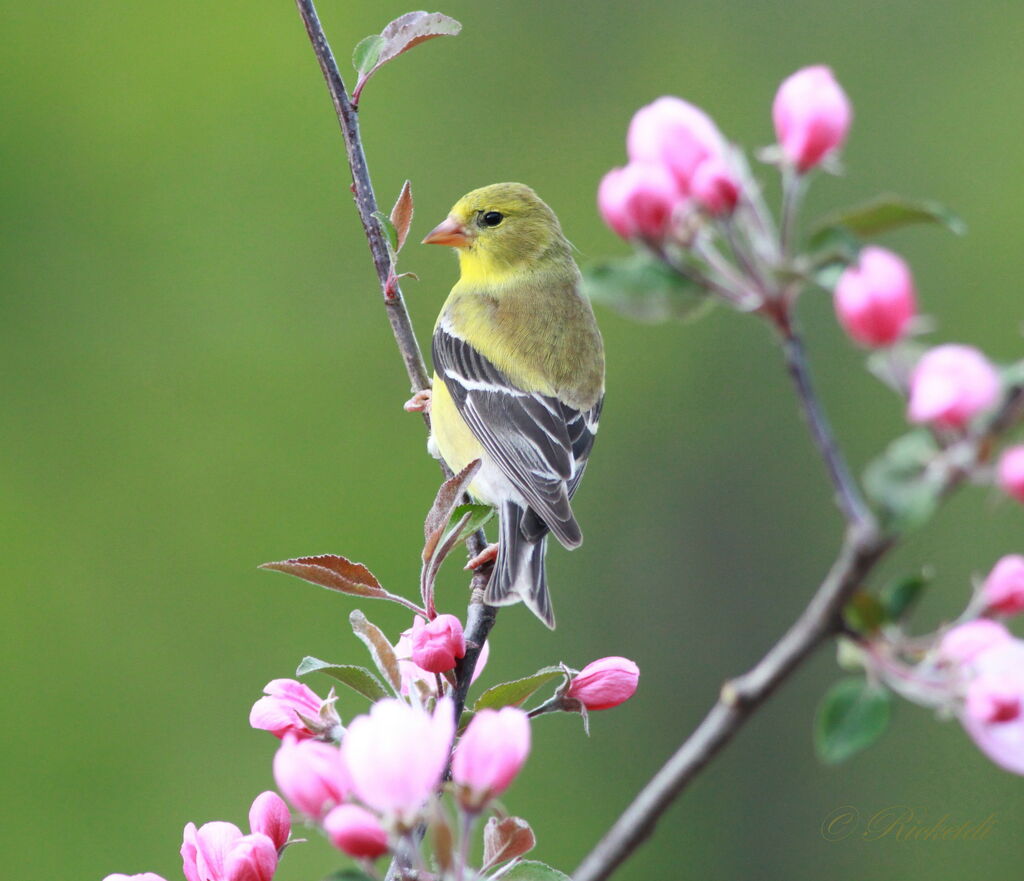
[418,182,605,628]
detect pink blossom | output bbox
[959,639,1024,775]
[248,791,290,852]
[833,247,916,347]
[937,620,1013,665]
[181,821,278,881]
[272,735,351,819]
[772,66,852,172]
[627,96,726,191]
[103,875,169,881]
[982,555,1024,617]
[250,679,335,740]
[342,697,454,823]
[907,344,1001,429]
[451,707,531,811]
[410,614,466,674]
[997,445,1024,502]
[567,657,640,710]
[598,162,684,240]
[324,804,390,859]
[395,625,489,698]
[690,155,740,216]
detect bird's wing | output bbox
[432,326,593,549]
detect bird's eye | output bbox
[479,211,504,228]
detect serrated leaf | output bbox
[296,657,389,702]
[390,180,414,253]
[372,211,398,255]
[842,591,885,635]
[351,34,385,75]
[582,253,713,324]
[880,571,930,621]
[352,12,462,104]
[815,678,891,764]
[482,816,536,870]
[260,555,387,599]
[473,667,563,712]
[423,459,481,562]
[863,430,942,532]
[812,194,965,239]
[350,610,402,694]
[500,860,572,881]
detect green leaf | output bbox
[371,211,398,254]
[880,570,930,621]
[351,34,385,75]
[322,870,376,881]
[296,657,389,702]
[448,503,494,544]
[815,678,891,764]
[500,860,572,881]
[842,591,885,635]
[582,253,713,324]
[863,430,942,532]
[350,610,402,695]
[473,667,564,712]
[813,194,965,239]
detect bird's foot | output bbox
[465,542,499,570]
[403,389,432,413]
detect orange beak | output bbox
[422,215,472,248]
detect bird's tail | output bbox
[485,500,555,629]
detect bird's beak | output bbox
[422,215,472,248]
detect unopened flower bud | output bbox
[324,804,390,860]
[567,657,640,710]
[250,679,338,740]
[272,735,351,820]
[772,66,852,172]
[907,344,1000,429]
[937,619,1012,665]
[690,155,740,216]
[451,707,531,812]
[958,639,1024,775]
[833,247,916,347]
[627,96,726,191]
[997,445,1024,502]
[982,555,1024,617]
[410,614,466,674]
[103,875,169,881]
[248,791,291,852]
[598,162,683,240]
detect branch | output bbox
[572,387,1023,881]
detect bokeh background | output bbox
[4,0,1023,878]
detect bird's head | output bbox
[423,182,569,281]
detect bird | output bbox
[412,182,605,628]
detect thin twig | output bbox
[572,389,1023,881]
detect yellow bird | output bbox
[415,183,605,628]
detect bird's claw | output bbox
[403,389,433,413]
[465,542,499,570]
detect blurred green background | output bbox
[3,0,1023,878]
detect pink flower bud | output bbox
[937,619,1012,665]
[958,639,1024,775]
[103,875,169,881]
[324,804,390,859]
[690,155,740,216]
[248,791,290,852]
[982,555,1024,617]
[627,96,726,191]
[997,445,1024,502]
[272,735,351,819]
[907,344,1001,429]
[395,626,489,698]
[250,679,334,740]
[451,707,531,811]
[567,657,640,710]
[598,162,684,240]
[772,66,852,172]
[181,822,278,881]
[342,697,454,823]
[409,614,466,674]
[833,247,916,347]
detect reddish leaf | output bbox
[352,11,461,104]
[350,610,402,694]
[423,459,481,562]
[482,816,536,870]
[260,554,386,599]
[390,180,414,253]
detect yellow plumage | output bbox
[422,183,604,627]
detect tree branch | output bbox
[573,386,1023,881]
